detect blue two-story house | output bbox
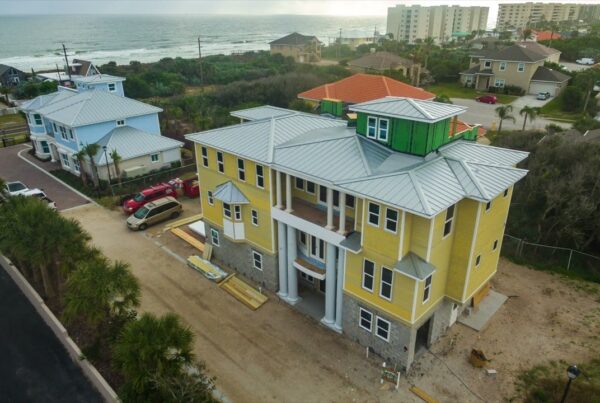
[21,74,183,181]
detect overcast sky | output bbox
[1,0,597,17]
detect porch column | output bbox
[322,242,337,326]
[338,192,346,235]
[276,170,283,208]
[286,225,299,304]
[326,187,334,230]
[277,221,288,298]
[334,248,345,332]
[285,173,293,212]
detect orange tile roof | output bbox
[533,30,561,41]
[298,73,435,103]
[451,120,487,138]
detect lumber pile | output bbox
[186,255,227,283]
[219,274,268,310]
[171,228,205,253]
[163,214,204,232]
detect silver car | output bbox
[126,196,182,231]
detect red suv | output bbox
[123,183,177,214]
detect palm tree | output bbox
[81,143,101,188]
[114,313,195,401]
[109,149,122,186]
[495,105,516,132]
[434,94,453,104]
[519,106,541,131]
[72,150,88,187]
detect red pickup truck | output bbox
[122,183,177,214]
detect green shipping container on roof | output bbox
[320,99,343,117]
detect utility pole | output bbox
[337,28,342,58]
[62,43,71,80]
[197,35,204,87]
[55,64,62,82]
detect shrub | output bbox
[561,86,583,112]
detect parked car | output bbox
[576,58,595,65]
[22,189,57,209]
[536,92,551,100]
[126,196,182,230]
[122,183,177,214]
[4,181,29,196]
[476,95,497,104]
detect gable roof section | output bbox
[230,105,297,121]
[515,41,560,57]
[395,253,436,280]
[34,90,162,127]
[481,44,547,62]
[348,52,414,71]
[20,91,76,112]
[94,126,182,165]
[349,96,466,123]
[531,66,570,83]
[270,32,320,46]
[531,31,562,42]
[213,182,250,204]
[439,140,529,166]
[74,74,126,85]
[298,73,435,104]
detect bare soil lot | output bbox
[63,203,600,402]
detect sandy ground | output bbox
[63,202,600,403]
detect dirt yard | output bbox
[63,203,600,403]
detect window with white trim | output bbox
[108,83,116,92]
[367,116,377,139]
[217,151,224,173]
[486,201,492,211]
[295,177,304,190]
[151,153,159,163]
[494,79,506,88]
[223,202,231,219]
[211,228,220,246]
[423,275,432,303]
[443,204,455,237]
[378,118,389,142]
[251,209,258,226]
[68,128,74,140]
[60,153,70,168]
[318,185,327,204]
[362,259,375,291]
[375,316,391,342]
[72,158,80,172]
[346,194,355,209]
[380,267,393,301]
[256,164,264,188]
[52,122,57,132]
[385,208,398,233]
[368,202,380,226]
[517,63,525,72]
[116,119,125,127]
[499,62,507,71]
[237,158,246,181]
[59,126,68,140]
[207,191,214,205]
[300,272,314,283]
[234,205,242,221]
[33,114,42,126]
[201,146,208,167]
[306,181,316,194]
[359,308,373,331]
[252,250,263,271]
[484,60,492,69]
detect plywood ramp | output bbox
[163,214,204,232]
[171,228,204,253]
[186,255,227,283]
[219,274,268,310]
[409,386,439,403]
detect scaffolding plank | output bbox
[171,228,205,253]
[409,386,439,403]
[219,275,268,310]
[162,214,204,232]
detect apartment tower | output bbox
[497,2,600,30]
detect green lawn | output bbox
[0,113,26,127]
[540,96,580,122]
[425,82,519,104]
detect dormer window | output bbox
[116,119,125,127]
[108,83,116,92]
[367,116,377,139]
[378,118,389,142]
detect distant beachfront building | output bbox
[386,4,489,44]
[348,52,422,86]
[0,64,26,87]
[496,2,600,30]
[270,32,322,63]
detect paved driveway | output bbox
[452,96,571,131]
[0,144,89,211]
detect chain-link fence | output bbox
[108,164,197,198]
[502,234,600,283]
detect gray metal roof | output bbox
[94,126,183,165]
[20,90,75,112]
[33,90,162,127]
[270,32,320,45]
[349,97,466,123]
[395,253,436,280]
[230,105,297,121]
[439,141,528,166]
[73,74,126,84]
[340,231,362,252]
[213,182,249,204]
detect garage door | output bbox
[529,81,557,96]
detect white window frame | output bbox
[207,190,214,206]
[377,118,389,142]
[300,271,314,283]
[60,152,70,168]
[494,79,506,88]
[367,116,377,139]
[306,181,316,194]
[368,202,380,227]
[252,250,263,271]
[443,204,455,238]
[201,146,209,167]
[359,307,373,332]
[59,126,68,140]
[33,114,43,126]
[423,275,432,303]
[384,208,398,233]
[379,266,393,301]
[108,83,116,92]
[517,63,525,72]
[211,228,220,246]
[116,119,125,127]
[346,194,355,209]
[251,209,259,226]
[237,158,246,181]
[40,140,50,154]
[256,164,264,189]
[223,202,232,219]
[234,205,242,221]
[217,151,224,173]
[484,60,492,69]
[295,177,305,191]
[150,153,159,163]
[375,316,391,342]
[362,259,375,292]
[499,62,507,71]
[72,157,80,172]
[68,128,74,140]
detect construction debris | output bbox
[469,349,490,368]
[219,274,268,310]
[409,385,439,403]
[187,255,227,283]
[171,228,205,253]
[162,213,204,232]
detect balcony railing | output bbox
[290,198,353,235]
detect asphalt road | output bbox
[0,144,89,211]
[0,262,102,402]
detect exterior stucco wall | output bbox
[95,147,181,181]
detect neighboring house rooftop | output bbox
[270,32,320,46]
[349,97,466,123]
[530,66,570,83]
[71,59,100,77]
[348,52,414,72]
[298,73,435,104]
[94,126,182,165]
[476,44,548,62]
[230,105,297,121]
[0,64,24,75]
[514,41,560,57]
[532,31,561,42]
[73,74,126,84]
[21,90,162,127]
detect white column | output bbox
[338,192,346,235]
[326,187,334,230]
[334,248,345,332]
[286,225,299,304]
[322,242,337,326]
[285,173,293,212]
[277,221,288,298]
[276,170,283,208]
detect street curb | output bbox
[16,146,100,209]
[0,255,119,403]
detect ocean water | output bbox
[0,14,386,71]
